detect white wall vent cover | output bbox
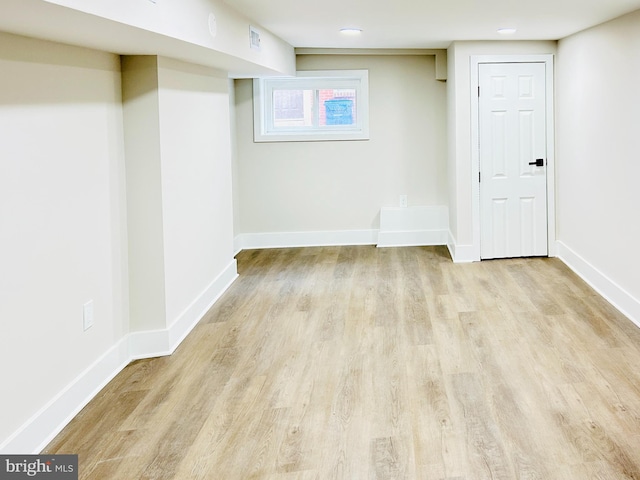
[250,26,261,50]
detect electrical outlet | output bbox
[399,194,408,208]
[83,300,94,331]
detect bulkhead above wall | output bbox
[0,0,295,77]
[295,48,447,81]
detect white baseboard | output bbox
[1,338,131,454]
[235,208,453,252]
[1,261,239,455]
[234,225,480,262]
[447,230,478,263]
[234,226,484,265]
[129,259,239,359]
[167,259,238,351]
[556,241,640,328]
[235,229,378,251]
[128,329,171,360]
[377,229,448,247]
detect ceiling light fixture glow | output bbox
[497,27,517,35]
[340,28,362,35]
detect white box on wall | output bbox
[377,206,449,247]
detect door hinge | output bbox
[479,172,481,182]
[478,86,480,97]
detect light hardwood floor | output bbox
[45,246,640,479]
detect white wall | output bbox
[0,33,128,447]
[556,10,640,322]
[234,54,447,246]
[1,43,240,452]
[446,41,557,261]
[121,56,166,333]
[157,57,236,328]
[121,55,239,353]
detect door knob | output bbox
[528,159,544,167]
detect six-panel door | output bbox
[479,62,548,259]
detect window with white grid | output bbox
[253,70,369,142]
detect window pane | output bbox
[319,89,356,126]
[254,70,369,142]
[273,89,314,127]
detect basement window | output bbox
[253,70,369,142]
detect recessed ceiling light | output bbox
[497,28,517,35]
[340,28,362,35]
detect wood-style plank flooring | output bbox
[44,246,640,479]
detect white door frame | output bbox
[470,54,556,261]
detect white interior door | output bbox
[479,62,548,259]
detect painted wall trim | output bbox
[128,329,171,360]
[128,259,238,359]
[235,229,379,251]
[0,260,239,455]
[235,225,461,253]
[557,241,640,328]
[447,230,476,263]
[167,260,238,352]
[377,230,448,248]
[0,338,131,454]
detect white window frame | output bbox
[253,70,370,142]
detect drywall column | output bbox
[121,56,168,332]
[121,55,238,340]
[155,56,237,335]
[446,41,557,262]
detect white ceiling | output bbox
[2,0,640,75]
[222,0,640,48]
